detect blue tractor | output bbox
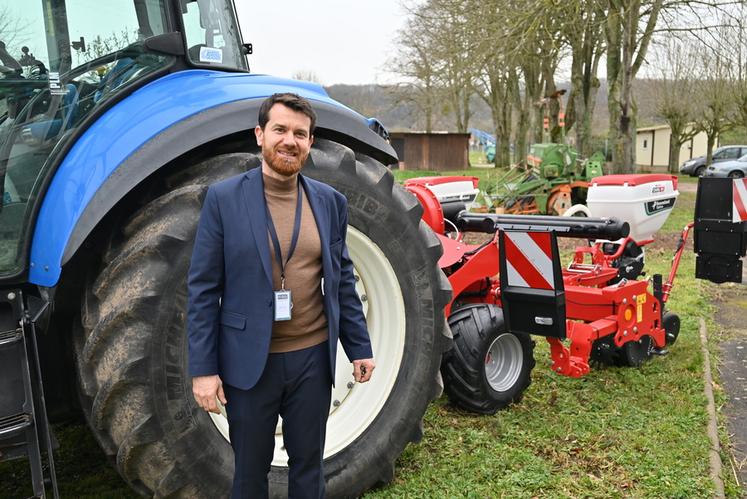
[0,1,450,496]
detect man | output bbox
[187,93,375,498]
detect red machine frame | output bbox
[405,178,694,379]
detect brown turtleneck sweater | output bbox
[263,173,328,352]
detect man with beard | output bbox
[187,93,375,499]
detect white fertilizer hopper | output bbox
[586,174,679,241]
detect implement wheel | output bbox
[75,139,450,497]
[663,311,680,346]
[441,304,534,414]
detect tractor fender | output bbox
[28,70,397,287]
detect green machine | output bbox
[486,145,605,215]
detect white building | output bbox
[636,124,714,171]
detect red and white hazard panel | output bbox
[502,231,555,290]
[734,178,747,223]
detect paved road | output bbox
[715,265,747,494]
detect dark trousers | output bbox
[224,341,332,499]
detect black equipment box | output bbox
[693,178,747,283]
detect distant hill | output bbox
[325,79,665,136]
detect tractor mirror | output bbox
[693,177,747,283]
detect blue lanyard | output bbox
[264,178,303,290]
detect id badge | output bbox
[274,290,292,321]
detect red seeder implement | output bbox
[405,174,694,414]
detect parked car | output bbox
[679,145,747,176]
[705,154,747,178]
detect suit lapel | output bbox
[241,169,274,287]
[300,175,332,278]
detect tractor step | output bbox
[0,413,34,437]
[0,291,58,498]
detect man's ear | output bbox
[309,134,314,147]
[254,125,264,147]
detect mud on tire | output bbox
[75,139,451,498]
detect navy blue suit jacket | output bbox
[187,168,372,390]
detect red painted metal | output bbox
[415,175,688,379]
[404,183,444,234]
[404,176,479,188]
[663,222,694,303]
[591,174,677,188]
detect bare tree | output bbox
[390,11,441,132]
[650,35,699,172]
[291,70,322,84]
[0,6,26,54]
[693,46,734,167]
[729,5,747,139]
[423,0,479,133]
[469,0,518,165]
[603,0,666,173]
[561,0,605,157]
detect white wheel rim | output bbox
[209,226,406,465]
[484,333,523,392]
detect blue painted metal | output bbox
[468,128,495,148]
[29,70,365,286]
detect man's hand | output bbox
[352,358,375,383]
[192,374,227,414]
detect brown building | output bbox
[389,132,470,171]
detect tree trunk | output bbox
[570,54,587,154]
[424,86,433,133]
[668,138,682,174]
[706,133,716,167]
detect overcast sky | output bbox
[235,1,408,86]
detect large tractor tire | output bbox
[441,304,535,415]
[74,139,451,498]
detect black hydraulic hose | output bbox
[456,211,630,240]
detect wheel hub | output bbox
[484,333,524,392]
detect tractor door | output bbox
[0,0,179,281]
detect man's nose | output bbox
[281,131,296,145]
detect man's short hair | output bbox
[258,93,316,134]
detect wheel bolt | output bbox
[623,330,628,336]
[7,292,15,300]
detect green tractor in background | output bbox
[485,144,604,215]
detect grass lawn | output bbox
[1,174,738,497]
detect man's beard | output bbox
[263,144,308,177]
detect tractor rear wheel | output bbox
[75,140,450,497]
[441,304,534,414]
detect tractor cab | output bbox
[0,0,247,280]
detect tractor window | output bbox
[0,0,174,277]
[180,0,247,71]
